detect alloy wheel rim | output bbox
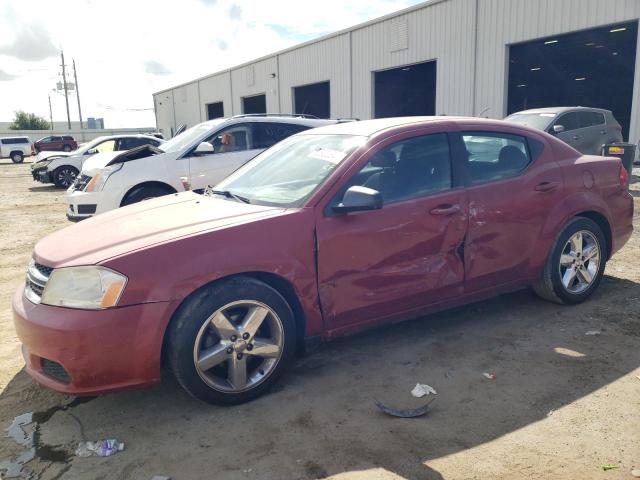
[12,154,21,162]
[193,300,284,393]
[58,169,76,187]
[558,230,600,294]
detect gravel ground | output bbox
[0,158,638,480]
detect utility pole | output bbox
[72,59,83,129]
[60,50,71,130]
[48,95,53,130]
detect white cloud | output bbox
[0,0,422,128]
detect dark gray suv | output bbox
[504,107,623,155]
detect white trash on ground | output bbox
[76,439,124,457]
[585,330,601,336]
[411,383,437,398]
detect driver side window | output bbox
[342,133,452,205]
[553,112,580,132]
[206,126,251,154]
[94,139,116,153]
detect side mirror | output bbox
[332,186,383,214]
[552,125,565,134]
[87,148,98,155]
[194,141,214,155]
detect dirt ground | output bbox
[0,157,638,480]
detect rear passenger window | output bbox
[347,133,452,204]
[251,123,308,149]
[582,112,605,127]
[462,132,531,185]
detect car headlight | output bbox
[41,266,127,309]
[85,164,122,192]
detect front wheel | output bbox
[167,277,297,405]
[11,152,24,163]
[120,184,174,206]
[53,166,79,188]
[533,217,606,304]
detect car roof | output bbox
[1,136,29,140]
[301,116,505,137]
[510,106,612,115]
[200,115,336,129]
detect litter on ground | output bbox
[374,398,435,418]
[76,439,124,457]
[411,383,437,398]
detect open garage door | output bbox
[374,61,436,118]
[242,94,266,114]
[508,21,638,140]
[294,81,330,118]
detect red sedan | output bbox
[13,117,633,405]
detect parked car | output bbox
[0,136,31,163]
[13,117,633,405]
[31,135,165,188]
[504,107,623,155]
[65,115,337,221]
[33,135,78,154]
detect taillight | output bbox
[619,164,629,188]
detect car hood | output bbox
[80,151,123,175]
[33,192,286,267]
[36,151,71,161]
[81,148,175,175]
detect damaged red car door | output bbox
[315,128,468,334]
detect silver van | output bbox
[504,107,623,155]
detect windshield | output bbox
[160,120,226,153]
[215,134,367,207]
[504,113,556,131]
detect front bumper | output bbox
[65,188,117,221]
[31,167,52,184]
[12,286,177,395]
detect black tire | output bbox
[167,277,297,405]
[533,217,607,304]
[121,184,174,206]
[10,151,24,163]
[52,165,79,188]
[63,145,72,152]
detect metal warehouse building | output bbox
[153,0,640,144]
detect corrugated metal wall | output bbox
[153,0,640,143]
[278,33,351,118]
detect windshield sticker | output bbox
[308,148,347,164]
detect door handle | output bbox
[600,130,607,135]
[534,181,559,192]
[430,204,461,215]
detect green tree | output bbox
[9,111,50,130]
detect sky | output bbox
[0,0,424,128]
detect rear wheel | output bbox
[53,166,79,188]
[167,277,296,405]
[11,151,24,163]
[533,217,606,304]
[120,184,174,206]
[63,145,72,152]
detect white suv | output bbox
[65,115,336,221]
[0,136,31,163]
[31,134,164,188]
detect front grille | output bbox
[73,174,91,191]
[41,359,71,384]
[24,260,52,304]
